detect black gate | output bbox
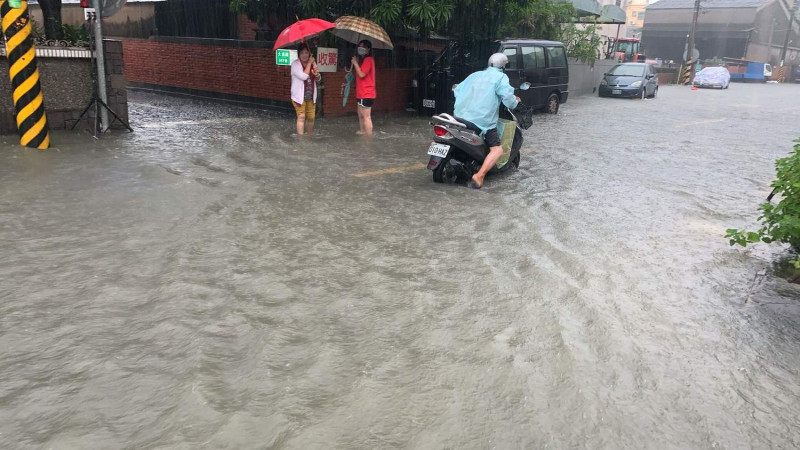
[155,0,238,39]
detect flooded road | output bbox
[2,85,800,449]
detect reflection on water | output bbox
[1,87,799,448]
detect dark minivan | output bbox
[414,39,569,115]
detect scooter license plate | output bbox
[427,143,450,158]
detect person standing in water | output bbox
[290,43,320,136]
[350,40,376,137]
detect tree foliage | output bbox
[501,0,573,41]
[561,22,602,64]
[726,139,800,249]
[230,0,578,41]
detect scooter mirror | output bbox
[519,82,531,90]
[451,83,459,91]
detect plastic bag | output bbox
[494,118,516,168]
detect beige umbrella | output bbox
[330,16,393,50]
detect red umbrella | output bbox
[272,19,336,51]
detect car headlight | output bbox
[600,78,608,86]
[630,80,642,87]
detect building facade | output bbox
[641,0,800,64]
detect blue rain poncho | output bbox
[453,66,519,134]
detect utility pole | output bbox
[687,0,701,64]
[91,0,110,132]
[780,0,799,66]
[769,17,776,53]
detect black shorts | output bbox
[357,98,374,108]
[483,128,501,147]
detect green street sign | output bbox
[8,0,21,8]
[276,49,295,66]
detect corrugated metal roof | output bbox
[647,0,767,9]
[599,4,627,23]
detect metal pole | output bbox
[769,17,776,50]
[687,0,701,65]
[780,0,799,66]
[90,0,109,132]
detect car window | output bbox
[522,46,545,69]
[503,46,519,70]
[545,46,567,68]
[609,64,645,76]
[433,42,456,68]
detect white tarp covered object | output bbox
[693,67,731,89]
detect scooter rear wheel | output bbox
[432,157,455,183]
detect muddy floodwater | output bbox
[2,85,800,449]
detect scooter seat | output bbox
[453,117,482,134]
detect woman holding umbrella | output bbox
[291,43,320,136]
[350,40,376,137]
[330,16,393,137]
[273,18,335,136]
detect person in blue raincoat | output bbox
[454,53,520,189]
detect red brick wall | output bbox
[656,72,675,85]
[122,39,416,116]
[321,69,416,115]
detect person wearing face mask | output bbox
[350,40,376,137]
[290,43,320,136]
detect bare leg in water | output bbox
[357,105,373,137]
[469,146,503,188]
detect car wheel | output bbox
[650,87,658,99]
[545,93,560,114]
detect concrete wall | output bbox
[568,58,619,97]
[747,0,800,65]
[28,3,157,38]
[643,7,756,25]
[642,7,756,61]
[0,40,128,135]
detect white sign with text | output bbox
[316,47,338,73]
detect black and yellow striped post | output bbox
[774,66,785,83]
[681,60,693,85]
[1,0,49,149]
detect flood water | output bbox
[2,85,800,449]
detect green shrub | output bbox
[62,24,90,44]
[726,138,800,248]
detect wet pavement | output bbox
[2,84,800,449]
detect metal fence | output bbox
[155,0,238,39]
